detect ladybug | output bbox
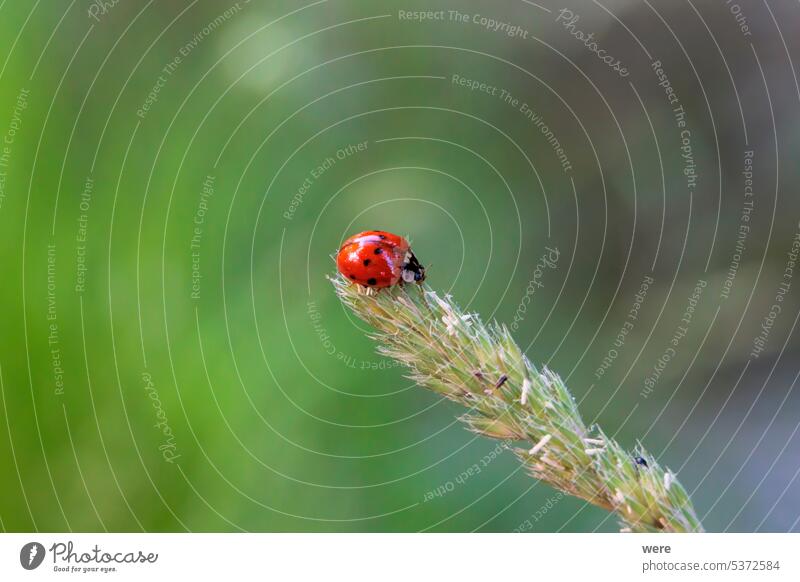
[336,230,425,289]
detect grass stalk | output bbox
[332,277,704,533]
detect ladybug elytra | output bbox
[336,230,425,289]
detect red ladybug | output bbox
[336,230,425,288]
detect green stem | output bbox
[332,278,704,533]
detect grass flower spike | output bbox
[332,277,704,533]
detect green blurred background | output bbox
[1,0,799,532]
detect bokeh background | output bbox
[0,0,799,532]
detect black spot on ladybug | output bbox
[363,259,371,266]
[374,247,383,255]
[367,278,377,286]
[378,234,386,239]
[349,274,356,280]
[634,456,648,468]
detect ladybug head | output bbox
[401,251,426,284]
